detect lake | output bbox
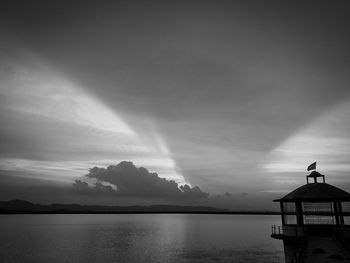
[0,214,284,263]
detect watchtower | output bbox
[272,170,350,262]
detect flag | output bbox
[307,162,316,171]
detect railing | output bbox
[271,225,307,262]
[271,224,282,235]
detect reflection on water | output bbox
[0,214,284,263]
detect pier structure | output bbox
[272,171,350,262]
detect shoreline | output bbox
[0,200,280,215]
[0,211,280,215]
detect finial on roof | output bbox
[306,170,325,184]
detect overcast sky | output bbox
[1,1,350,210]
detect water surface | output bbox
[0,214,284,263]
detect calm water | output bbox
[0,214,284,263]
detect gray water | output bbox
[0,214,284,263]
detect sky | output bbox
[1,0,350,210]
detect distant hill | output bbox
[0,200,279,215]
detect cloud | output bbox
[72,180,88,191]
[75,161,208,200]
[72,180,116,195]
[0,169,279,210]
[180,184,209,199]
[95,182,115,193]
[213,191,248,199]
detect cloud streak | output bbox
[1,1,350,204]
[0,43,186,185]
[263,100,350,188]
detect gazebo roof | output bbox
[274,172,350,202]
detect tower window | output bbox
[303,215,335,225]
[284,215,297,225]
[341,202,350,213]
[282,202,296,213]
[302,202,333,213]
[343,216,350,225]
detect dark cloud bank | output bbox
[71,162,276,211]
[73,161,209,200]
[0,163,277,211]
